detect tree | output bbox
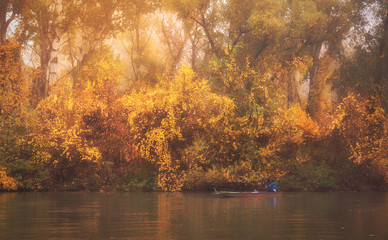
[64,0,123,85]
[0,40,38,190]
[167,0,226,58]
[159,13,188,75]
[186,21,206,72]
[0,0,25,45]
[77,48,126,166]
[286,0,353,119]
[120,65,235,190]
[21,0,127,97]
[119,0,160,82]
[340,0,388,110]
[20,0,78,98]
[0,40,28,118]
[330,93,387,189]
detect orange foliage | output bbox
[0,168,17,191]
[76,53,132,165]
[0,40,27,118]
[330,93,387,184]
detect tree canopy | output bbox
[0,0,387,191]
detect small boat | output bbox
[213,189,282,197]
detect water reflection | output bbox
[266,196,278,208]
[0,192,386,239]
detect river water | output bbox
[0,192,387,240]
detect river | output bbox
[0,192,387,239]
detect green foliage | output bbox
[61,175,102,191]
[112,170,158,192]
[280,161,336,191]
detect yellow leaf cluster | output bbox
[120,65,235,191]
[0,169,17,191]
[0,40,27,118]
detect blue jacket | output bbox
[266,183,279,191]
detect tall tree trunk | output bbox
[307,54,338,124]
[0,0,15,45]
[287,71,301,107]
[47,0,63,85]
[0,0,8,45]
[309,42,323,90]
[39,40,51,99]
[39,0,63,98]
[190,12,223,58]
[307,41,323,118]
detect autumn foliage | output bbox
[1,0,387,191]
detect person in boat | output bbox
[266,181,279,192]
